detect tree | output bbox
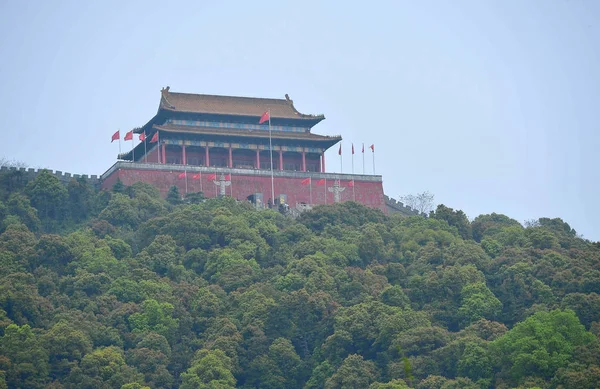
[398,191,435,214]
[492,309,594,385]
[0,324,49,388]
[458,282,502,326]
[324,354,378,389]
[369,379,410,389]
[166,185,182,205]
[180,349,236,389]
[25,170,68,230]
[65,346,145,389]
[431,204,472,240]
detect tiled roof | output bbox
[159,87,325,123]
[154,124,341,142]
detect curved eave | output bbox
[158,106,325,128]
[155,124,341,147]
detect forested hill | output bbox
[0,170,599,389]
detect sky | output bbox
[0,0,599,240]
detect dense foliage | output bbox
[0,170,599,389]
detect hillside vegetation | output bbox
[0,169,599,389]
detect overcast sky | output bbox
[0,0,598,240]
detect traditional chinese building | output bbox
[101,87,385,211]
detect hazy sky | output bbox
[1,1,598,240]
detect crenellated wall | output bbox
[0,166,100,187]
[384,195,428,217]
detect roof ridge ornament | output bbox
[160,86,176,109]
[284,93,324,120]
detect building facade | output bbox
[101,88,386,211]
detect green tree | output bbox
[492,309,595,384]
[180,349,236,389]
[324,354,378,389]
[458,282,502,326]
[128,299,179,342]
[25,170,68,230]
[369,379,410,389]
[431,204,472,240]
[0,324,49,389]
[166,185,182,205]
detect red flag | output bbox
[150,132,159,143]
[352,144,355,155]
[192,173,201,180]
[178,172,186,179]
[316,179,326,186]
[124,130,133,141]
[259,111,270,124]
[362,143,364,153]
[207,173,217,180]
[111,130,120,143]
[338,144,342,155]
[301,177,311,185]
[225,174,231,180]
[139,132,146,141]
[370,144,375,152]
[348,180,355,187]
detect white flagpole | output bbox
[268,109,275,203]
[118,129,122,156]
[143,132,147,163]
[131,134,135,163]
[362,143,365,174]
[351,144,354,175]
[372,147,376,174]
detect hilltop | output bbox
[0,169,599,389]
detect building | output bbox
[101,87,385,211]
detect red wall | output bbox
[101,167,386,212]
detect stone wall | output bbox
[0,166,100,187]
[384,195,428,217]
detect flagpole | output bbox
[351,144,354,175]
[268,109,275,204]
[362,143,365,174]
[131,135,135,163]
[118,129,122,156]
[144,133,147,163]
[373,149,376,174]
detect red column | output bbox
[161,143,166,164]
[205,146,210,166]
[301,150,306,172]
[321,152,326,172]
[228,146,233,168]
[279,150,283,171]
[182,144,186,165]
[256,149,261,169]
